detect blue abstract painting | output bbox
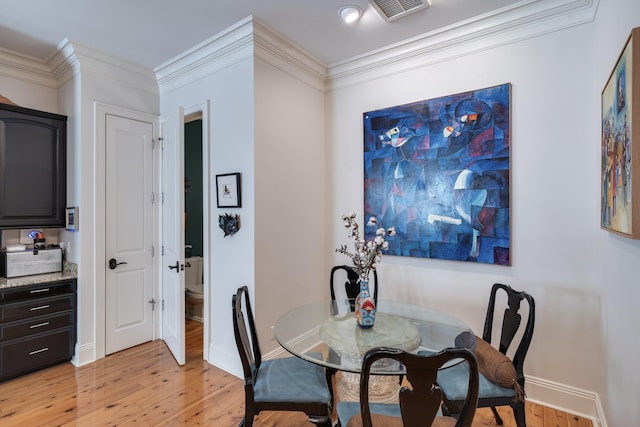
[363,83,511,265]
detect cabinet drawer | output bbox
[0,311,73,341]
[0,281,73,303]
[0,327,73,381]
[0,294,74,322]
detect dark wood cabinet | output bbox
[0,103,67,228]
[0,279,76,381]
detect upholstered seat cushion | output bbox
[254,353,331,404]
[437,358,516,401]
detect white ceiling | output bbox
[0,0,543,70]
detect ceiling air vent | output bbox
[369,0,431,22]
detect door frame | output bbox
[183,100,210,361]
[94,102,160,360]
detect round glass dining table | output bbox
[273,299,473,376]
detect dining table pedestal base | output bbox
[337,371,401,403]
[320,311,421,404]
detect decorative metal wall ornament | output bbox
[219,213,240,237]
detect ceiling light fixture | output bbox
[339,5,362,24]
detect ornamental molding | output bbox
[0,47,57,88]
[326,0,599,91]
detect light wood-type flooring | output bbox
[0,319,592,426]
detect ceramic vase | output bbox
[355,280,376,328]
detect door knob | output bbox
[108,258,128,270]
[168,261,180,272]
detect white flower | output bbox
[335,214,395,282]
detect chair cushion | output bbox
[345,412,457,427]
[254,353,331,404]
[437,356,517,401]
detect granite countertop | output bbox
[0,261,77,289]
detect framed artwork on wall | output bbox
[363,83,511,265]
[601,26,640,239]
[66,207,78,231]
[216,173,241,208]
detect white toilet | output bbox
[185,256,204,322]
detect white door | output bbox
[105,115,155,354]
[160,109,185,365]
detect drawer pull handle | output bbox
[29,347,49,355]
[30,322,50,329]
[30,288,50,294]
[30,305,50,311]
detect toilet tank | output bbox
[185,256,203,292]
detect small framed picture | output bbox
[216,173,241,208]
[66,207,78,231]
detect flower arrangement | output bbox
[335,213,396,282]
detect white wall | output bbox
[326,2,640,426]
[592,1,640,426]
[0,43,160,366]
[157,20,256,375]
[0,49,57,112]
[254,55,327,353]
[51,39,159,364]
[156,17,329,373]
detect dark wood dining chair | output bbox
[232,286,332,427]
[330,265,378,311]
[337,346,479,427]
[327,265,383,395]
[437,283,535,427]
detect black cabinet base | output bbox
[0,327,74,381]
[0,278,76,382]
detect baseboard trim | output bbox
[526,375,606,427]
[208,342,243,379]
[72,342,96,367]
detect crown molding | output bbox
[327,0,598,91]
[48,38,158,95]
[47,38,81,84]
[154,16,255,94]
[0,47,57,88]
[252,19,327,92]
[155,16,327,94]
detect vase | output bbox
[354,280,376,328]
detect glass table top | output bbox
[273,299,473,375]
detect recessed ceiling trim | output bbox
[369,0,431,22]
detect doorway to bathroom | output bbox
[184,113,204,358]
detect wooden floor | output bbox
[0,320,592,426]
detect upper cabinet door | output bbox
[0,103,67,229]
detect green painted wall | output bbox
[184,119,203,257]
